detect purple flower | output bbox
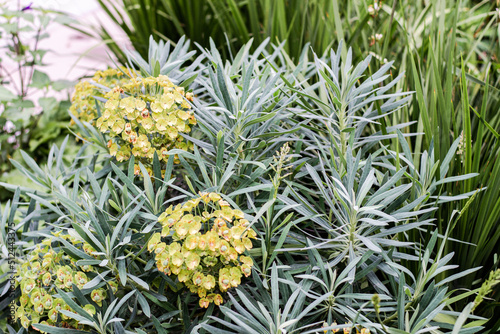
[21,2,33,11]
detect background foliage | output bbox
[0,4,76,200]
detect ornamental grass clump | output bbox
[148,192,256,308]
[13,233,107,332]
[95,75,196,174]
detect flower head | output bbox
[21,2,33,11]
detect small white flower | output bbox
[7,135,17,144]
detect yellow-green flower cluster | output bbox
[321,321,371,334]
[70,68,132,124]
[148,192,256,308]
[14,232,114,332]
[95,75,196,174]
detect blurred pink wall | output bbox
[4,0,129,84]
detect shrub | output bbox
[1,37,497,334]
[92,2,500,308]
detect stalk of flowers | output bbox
[95,74,196,175]
[70,68,134,124]
[147,192,257,308]
[14,231,115,332]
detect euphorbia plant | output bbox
[1,37,496,334]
